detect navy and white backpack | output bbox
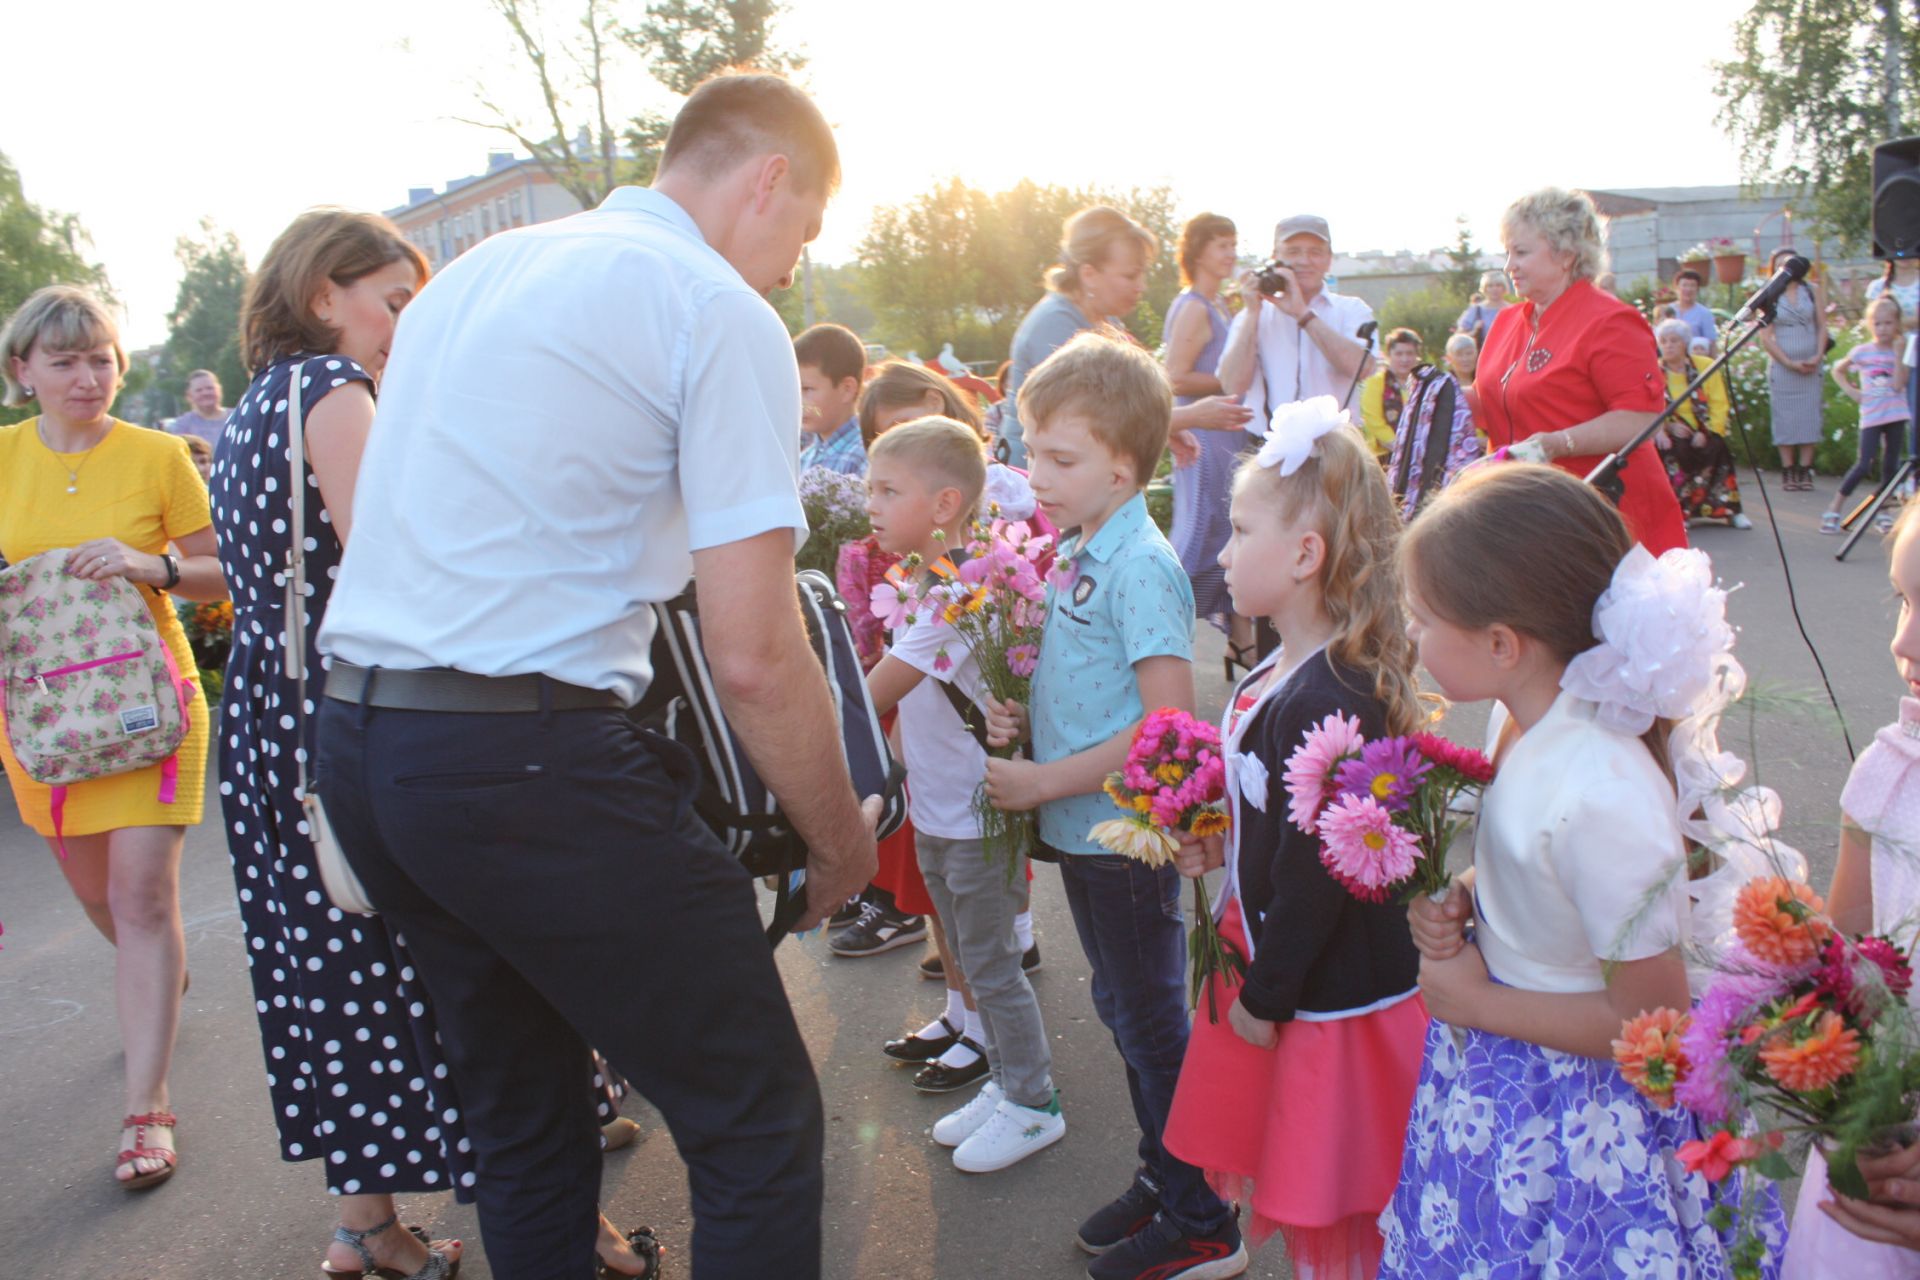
[636,569,907,942]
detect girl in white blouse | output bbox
[1376,462,1782,1278]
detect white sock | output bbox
[945,988,968,1027]
[1014,910,1035,951]
[913,1015,948,1040]
[962,1007,985,1046]
[938,1032,983,1069]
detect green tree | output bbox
[161,220,250,405]
[1445,215,1482,299]
[624,0,801,94]
[0,150,112,425]
[1715,0,1919,251]
[855,179,1180,360]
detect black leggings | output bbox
[1840,421,1910,497]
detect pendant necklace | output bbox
[37,419,106,495]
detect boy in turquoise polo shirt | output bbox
[984,333,1245,1280]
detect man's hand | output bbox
[796,795,883,932]
[1266,265,1309,322]
[1409,881,1472,960]
[984,696,1028,749]
[983,756,1051,812]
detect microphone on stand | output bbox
[1731,254,1810,326]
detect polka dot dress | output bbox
[209,356,625,1196]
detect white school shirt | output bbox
[320,187,807,705]
[1227,287,1376,424]
[887,610,989,840]
[1472,690,1690,994]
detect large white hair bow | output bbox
[1255,395,1349,476]
[981,462,1038,520]
[1561,545,1733,736]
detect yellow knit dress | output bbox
[0,419,211,835]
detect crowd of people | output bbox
[7,68,1920,1280]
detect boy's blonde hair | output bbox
[868,415,988,516]
[1018,330,1173,486]
[1232,423,1424,736]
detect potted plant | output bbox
[1709,236,1747,285]
[1678,245,1712,281]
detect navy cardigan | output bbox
[1231,651,1423,1023]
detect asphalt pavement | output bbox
[0,474,1904,1279]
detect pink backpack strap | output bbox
[49,784,69,859]
[152,638,195,806]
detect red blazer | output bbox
[1473,279,1687,554]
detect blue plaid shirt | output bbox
[798,417,867,477]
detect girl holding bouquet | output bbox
[1781,499,1920,1272]
[1384,462,1779,1277]
[1162,400,1430,1279]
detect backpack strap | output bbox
[281,362,315,799]
[939,678,993,753]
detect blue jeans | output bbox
[1057,851,1230,1235]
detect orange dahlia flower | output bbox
[1759,1010,1861,1093]
[1733,876,1832,968]
[1613,1007,1691,1108]
[1190,809,1231,838]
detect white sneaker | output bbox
[1730,513,1753,529]
[932,1080,1003,1147]
[952,1092,1065,1173]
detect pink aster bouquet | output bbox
[1088,707,1242,1021]
[1282,715,1493,904]
[869,514,1052,870]
[1610,875,1920,1273]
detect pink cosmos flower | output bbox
[1316,794,1421,901]
[1007,643,1039,677]
[870,579,915,630]
[1283,713,1366,835]
[1046,559,1078,594]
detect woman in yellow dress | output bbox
[0,286,223,1189]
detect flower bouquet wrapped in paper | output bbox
[1088,707,1240,1021]
[1282,714,1493,904]
[869,513,1052,871]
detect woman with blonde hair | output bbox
[1478,187,1687,553]
[0,285,224,1190]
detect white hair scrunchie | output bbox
[1255,395,1350,476]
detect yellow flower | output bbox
[1154,762,1186,786]
[1102,776,1130,806]
[1190,809,1230,838]
[1131,794,1154,815]
[1088,819,1179,867]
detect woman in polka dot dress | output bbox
[214,212,650,1279]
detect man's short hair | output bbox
[793,323,865,385]
[1018,330,1172,487]
[659,71,840,195]
[185,368,221,388]
[1675,268,1704,286]
[1386,327,1423,353]
[867,415,987,514]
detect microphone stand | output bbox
[1584,305,1776,503]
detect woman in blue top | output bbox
[1163,213,1251,659]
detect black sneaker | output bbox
[829,889,873,930]
[1086,1212,1247,1280]
[1076,1174,1162,1255]
[919,951,945,980]
[827,903,928,957]
[1022,942,1041,974]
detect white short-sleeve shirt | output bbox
[319,187,806,704]
[887,611,989,841]
[1229,287,1376,423]
[1472,690,1690,993]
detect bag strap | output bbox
[939,678,993,752]
[281,361,314,795]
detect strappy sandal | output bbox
[1223,639,1259,683]
[598,1226,666,1280]
[116,1110,177,1190]
[320,1216,462,1279]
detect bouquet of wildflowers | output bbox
[869,514,1052,870]
[1612,875,1920,1275]
[1282,715,1494,903]
[176,598,234,699]
[796,466,872,576]
[1088,707,1240,1021]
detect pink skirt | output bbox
[1164,898,1429,1279]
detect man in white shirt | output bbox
[315,73,874,1280]
[1216,214,1377,422]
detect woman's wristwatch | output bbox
[159,553,180,591]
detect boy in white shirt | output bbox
[864,416,1064,1173]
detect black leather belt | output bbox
[325,662,624,714]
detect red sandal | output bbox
[117,1110,178,1190]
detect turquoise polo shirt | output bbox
[1031,492,1195,854]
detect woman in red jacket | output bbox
[1474,188,1687,554]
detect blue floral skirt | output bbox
[1378,1018,1784,1279]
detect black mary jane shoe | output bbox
[597,1226,665,1280]
[883,1015,959,1063]
[912,1039,990,1093]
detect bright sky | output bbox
[11,0,1756,348]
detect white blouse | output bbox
[1473,690,1691,994]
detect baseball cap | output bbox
[1274,214,1331,245]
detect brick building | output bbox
[387,151,585,270]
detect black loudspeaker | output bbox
[1873,137,1920,258]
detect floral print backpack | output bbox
[0,547,194,845]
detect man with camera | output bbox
[1217,214,1376,420]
